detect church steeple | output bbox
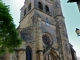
[17,0,77,60]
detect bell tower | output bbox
[4,0,77,60]
[17,0,75,60]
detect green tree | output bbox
[0,0,22,56]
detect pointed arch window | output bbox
[24,8,26,16]
[38,2,43,10]
[28,3,31,11]
[26,46,32,60]
[45,5,49,13]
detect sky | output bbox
[2,0,80,57]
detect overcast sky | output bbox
[2,0,80,57]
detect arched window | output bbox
[24,8,26,16]
[45,5,49,13]
[38,2,43,10]
[26,46,32,60]
[28,3,31,11]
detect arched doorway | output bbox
[44,48,59,60]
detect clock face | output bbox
[46,23,50,26]
[46,18,50,27]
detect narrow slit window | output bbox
[24,8,26,16]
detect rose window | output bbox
[42,34,52,46]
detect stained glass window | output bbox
[26,46,32,60]
[42,34,51,46]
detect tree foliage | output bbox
[0,0,22,56]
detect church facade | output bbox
[0,0,77,60]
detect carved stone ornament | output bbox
[20,27,33,41]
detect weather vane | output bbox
[75,28,80,36]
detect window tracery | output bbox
[42,34,51,46]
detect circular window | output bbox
[42,34,52,46]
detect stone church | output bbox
[0,0,78,60]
